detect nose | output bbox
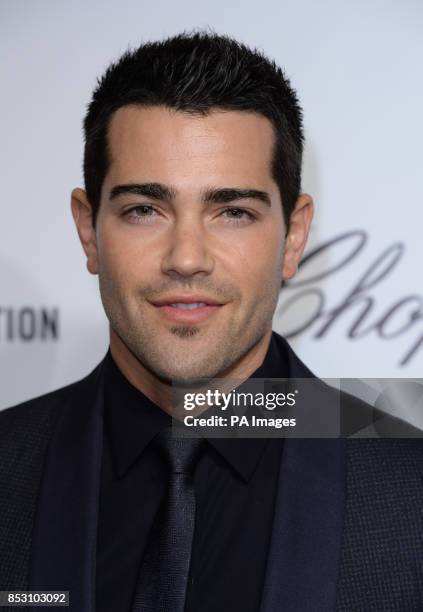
[161,216,214,279]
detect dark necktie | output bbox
[132,428,205,612]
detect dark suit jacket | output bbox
[1,334,423,612]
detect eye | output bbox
[221,207,256,225]
[123,205,158,224]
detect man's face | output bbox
[76,106,311,383]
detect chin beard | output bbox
[169,325,201,339]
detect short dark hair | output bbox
[83,31,304,228]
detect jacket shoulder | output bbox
[0,360,104,429]
[0,359,104,590]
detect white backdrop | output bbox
[1,0,422,410]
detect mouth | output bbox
[150,296,225,324]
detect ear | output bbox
[71,188,99,275]
[282,193,314,280]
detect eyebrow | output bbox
[203,187,271,207]
[110,183,176,201]
[109,183,271,207]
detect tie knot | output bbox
[155,428,205,474]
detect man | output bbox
[1,32,422,612]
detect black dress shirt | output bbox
[96,333,288,612]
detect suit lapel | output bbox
[260,437,346,612]
[261,335,346,612]
[29,357,107,612]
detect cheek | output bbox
[98,237,131,283]
[97,222,156,284]
[230,231,283,274]
[227,236,284,302]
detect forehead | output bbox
[105,105,277,188]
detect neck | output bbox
[109,327,273,415]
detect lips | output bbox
[150,296,224,324]
[151,295,223,307]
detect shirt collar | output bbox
[104,332,289,482]
[104,355,171,479]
